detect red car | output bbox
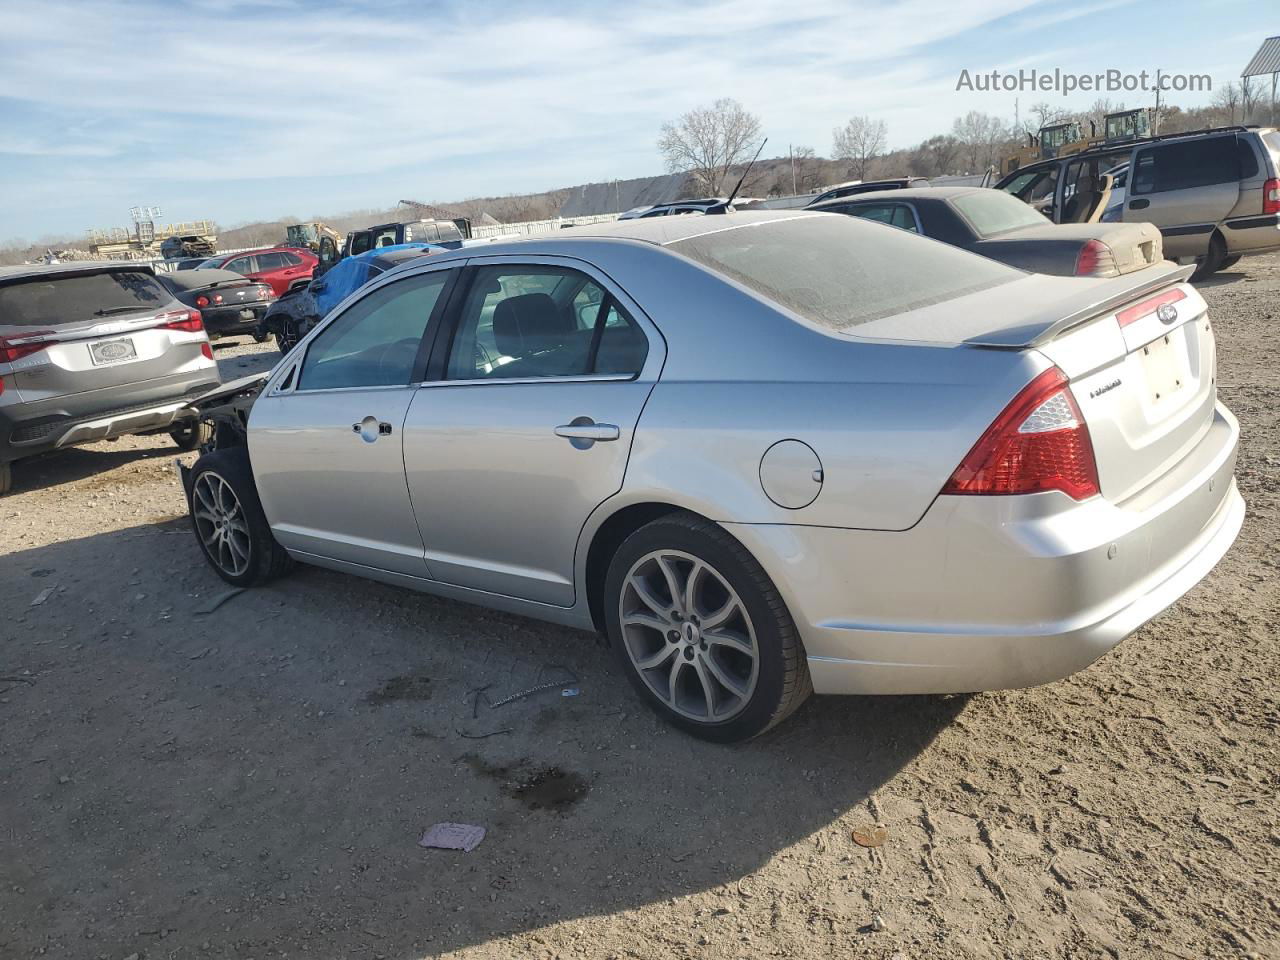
[196,247,317,298]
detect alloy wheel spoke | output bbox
[700,595,738,630]
[629,574,672,620]
[702,650,748,699]
[655,556,684,614]
[622,611,672,633]
[704,630,753,658]
[682,561,704,616]
[667,657,686,705]
[691,658,718,718]
[634,644,677,671]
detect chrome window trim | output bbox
[416,372,636,389]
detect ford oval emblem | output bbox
[98,342,129,360]
[1156,302,1178,325]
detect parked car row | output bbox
[179,209,1243,742]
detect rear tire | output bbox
[603,512,811,742]
[170,419,213,451]
[187,447,293,587]
[1191,233,1226,281]
[1219,254,1241,271]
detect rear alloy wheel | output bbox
[188,447,293,587]
[170,419,213,451]
[605,513,811,742]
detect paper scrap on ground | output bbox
[30,586,56,607]
[419,822,485,852]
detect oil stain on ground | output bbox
[364,674,433,706]
[463,754,590,812]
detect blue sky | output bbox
[0,0,1270,245]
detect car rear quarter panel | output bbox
[576,243,1046,532]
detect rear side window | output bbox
[1133,137,1238,194]
[848,204,917,232]
[0,271,166,326]
[281,251,304,266]
[256,252,287,270]
[1236,136,1260,179]
[225,256,255,274]
[671,215,1018,330]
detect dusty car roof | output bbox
[808,187,975,209]
[0,260,156,284]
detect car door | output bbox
[247,268,457,575]
[1125,135,1240,258]
[401,258,663,606]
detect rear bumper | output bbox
[0,371,220,464]
[203,303,269,335]
[725,403,1243,695]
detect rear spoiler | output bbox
[965,261,1195,349]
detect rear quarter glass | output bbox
[0,271,167,328]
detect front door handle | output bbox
[352,416,393,442]
[554,418,620,449]
[1128,198,1150,210]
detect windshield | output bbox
[0,270,167,327]
[670,215,1018,330]
[951,191,1049,238]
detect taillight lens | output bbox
[157,309,204,333]
[1116,288,1186,328]
[942,367,1100,501]
[1263,178,1280,215]
[195,295,210,308]
[200,343,214,360]
[0,336,53,364]
[258,284,276,300]
[1074,239,1115,276]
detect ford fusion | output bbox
[180,211,1243,742]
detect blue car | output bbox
[257,243,440,351]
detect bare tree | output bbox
[832,116,888,180]
[789,145,821,194]
[657,98,764,196]
[1024,100,1069,135]
[950,111,1008,172]
[912,135,961,177]
[1212,82,1242,124]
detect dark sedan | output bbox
[157,269,276,340]
[810,186,1164,277]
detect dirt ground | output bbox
[2,258,1278,960]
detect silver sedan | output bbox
[181,211,1244,742]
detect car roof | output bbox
[0,260,156,285]
[219,247,310,259]
[419,210,823,264]
[808,186,973,208]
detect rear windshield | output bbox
[669,215,1018,329]
[950,190,1049,237]
[0,270,167,327]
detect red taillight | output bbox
[157,308,204,333]
[1263,178,1280,216]
[942,367,1100,501]
[1116,288,1186,328]
[195,295,210,308]
[0,337,53,364]
[1074,239,1113,276]
[201,343,214,360]
[258,284,276,300]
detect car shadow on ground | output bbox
[0,519,967,958]
[6,440,180,495]
[1197,269,1249,288]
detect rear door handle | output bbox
[555,419,620,449]
[554,422,620,441]
[1128,198,1150,210]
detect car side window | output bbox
[226,256,255,274]
[298,272,450,391]
[281,252,303,266]
[1133,137,1238,194]
[446,266,647,381]
[256,252,286,270]
[890,205,918,232]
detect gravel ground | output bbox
[1,259,1277,960]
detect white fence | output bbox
[469,213,621,239]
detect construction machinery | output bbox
[1000,109,1155,177]
[283,222,342,254]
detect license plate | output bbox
[89,337,137,365]
[1140,334,1182,403]
[240,308,256,320]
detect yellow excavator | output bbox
[999,109,1152,178]
[283,222,342,253]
